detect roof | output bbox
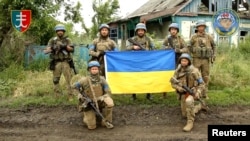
[126,0,188,19]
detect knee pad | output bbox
[185,95,194,107]
[104,96,114,108]
[53,77,60,85]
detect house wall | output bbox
[146,20,170,39]
[173,15,250,47]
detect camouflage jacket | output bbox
[47,36,73,60]
[170,64,205,94]
[89,37,118,57]
[188,32,216,58]
[162,35,189,53]
[126,35,155,51]
[73,75,111,100]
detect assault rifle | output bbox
[171,77,209,111]
[128,38,146,50]
[80,92,114,129]
[68,59,77,74]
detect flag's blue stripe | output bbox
[106,50,175,72]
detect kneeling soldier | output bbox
[170,53,206,132]
[72,61,114,129]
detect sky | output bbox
[57,0,148,32]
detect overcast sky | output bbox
[56,0,148,32]
[80,0,148,27]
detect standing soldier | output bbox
[162,23,189,98]
[188,20,216,99]
[44,24,74,101]
[126,23,155,100]
[170,53,206,132]
[89,23,118,78]
[72,61,114,130]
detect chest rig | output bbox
[191,33,212,58]
[50,36,71,60]
[83,76,104,99]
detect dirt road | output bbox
[1,105,250,141]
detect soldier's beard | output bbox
[57,33,64,38]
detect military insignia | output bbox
[11,10,32,32]
[212,9,239,36]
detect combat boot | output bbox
[101,107,114,129]
[131,94,137,101]
[183,120,194,132]
[146,93,153,100]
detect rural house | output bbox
[108,0,250,50]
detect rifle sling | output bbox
[87,77,100,113]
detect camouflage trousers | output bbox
[82,96,114,129]
[53,61,73,97]
[192,58,210,97]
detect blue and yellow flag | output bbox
[105,50,176,94]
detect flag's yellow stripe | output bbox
[107,71,175,94]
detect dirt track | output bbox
[1,105,250,141]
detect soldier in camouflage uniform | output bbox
[170,53,205,132]
[72,61,114,130]
[188,20,216,99]
[162,23,189,67]
[44,24,74,101]
[126,23,155,100]
[89,24,118,78]
[162,23,189,98]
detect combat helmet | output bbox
[168,23,179,32]
[54,24,66,32]
[99,23,110,31]
[196,20,206,28]
[135,23,147,32]
[178,53,192,65]
[87,61,100,70]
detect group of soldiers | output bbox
[43,19,216,132]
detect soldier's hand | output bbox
[177,86,185,93]
[43,47,52,54]
[175,48,181,53]
[194,90,201,100]
[133,45,141,50]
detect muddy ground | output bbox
[0,104,250,141]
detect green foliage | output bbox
[25,57,50,71]
[210,42,250,90]
[0,63,25,97]
[0,0,83,70]
[90,0,120,38]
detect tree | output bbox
[0,0,82,70]
[88,0,120,38]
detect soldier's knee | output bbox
[104,97,114,108]
[185,95,194,107]
[53,77,60,84]
[83,110,96,129]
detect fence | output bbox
[24,45,91,70]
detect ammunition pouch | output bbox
[191,47,212,58]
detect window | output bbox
[110,28,118,43]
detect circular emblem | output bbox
[212,9,240,36]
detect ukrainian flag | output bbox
[105,50,175,94]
